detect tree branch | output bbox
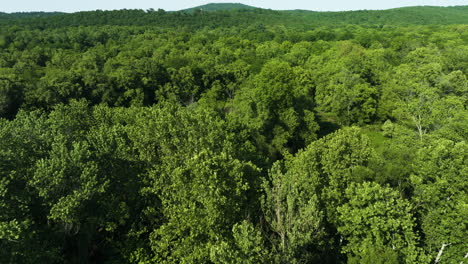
[435,243,451,263]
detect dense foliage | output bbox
[1,5,468,29]
[0,4,467,264]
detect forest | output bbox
[0,3,467,263]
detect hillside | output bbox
[182,3,258,12]
[0,5,467,28]
[0,11,64,19]
[287,5,468,25]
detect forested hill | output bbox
[0,12,64,19]
[182,3,258,12]
[285,6,468,25]
[0,5,467,28]
[0,12,62,28]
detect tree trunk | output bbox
[78,224,92,264]
[460,252,468,264]
[412,114,424,141]
[435,243,450,263]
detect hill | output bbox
[0,5,466,29]
[0,11,64,19]
[286,5,468,25]
[182,3,258,12]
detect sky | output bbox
[2,0,468,13]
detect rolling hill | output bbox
[182,3,258,12]
[0,4,467,28]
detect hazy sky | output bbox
[2,0,468,13]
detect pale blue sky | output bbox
[2,0,468,13]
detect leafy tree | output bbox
[0,68,23,118]
[319,127,375,223]
[0,111,61,263]
[210,221,267,264]
[231,59,318,158]
[262,161,324,263]
[312,41,378,125]
[125,104,260,263]
[411,139,467,263]
[337,182,427,263]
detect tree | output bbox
[326,71,377,125]
[391,80,439,141]
[262,161,324,263]
[260,127,375,263]
[0,68,22,118]
[411,139,467,263]
[156,66,200,105]
[0,111,62,263]
[312,41,378,125]
[210,221,267,264]
[126,104,260,263]
[337,182,427,263]
[230,59,318,158]
[319,127,375,224]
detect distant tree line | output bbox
[1,6,467,29]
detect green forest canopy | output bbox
[1,4,468,28]
[0,3,467,264]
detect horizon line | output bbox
[1,4,467,14]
